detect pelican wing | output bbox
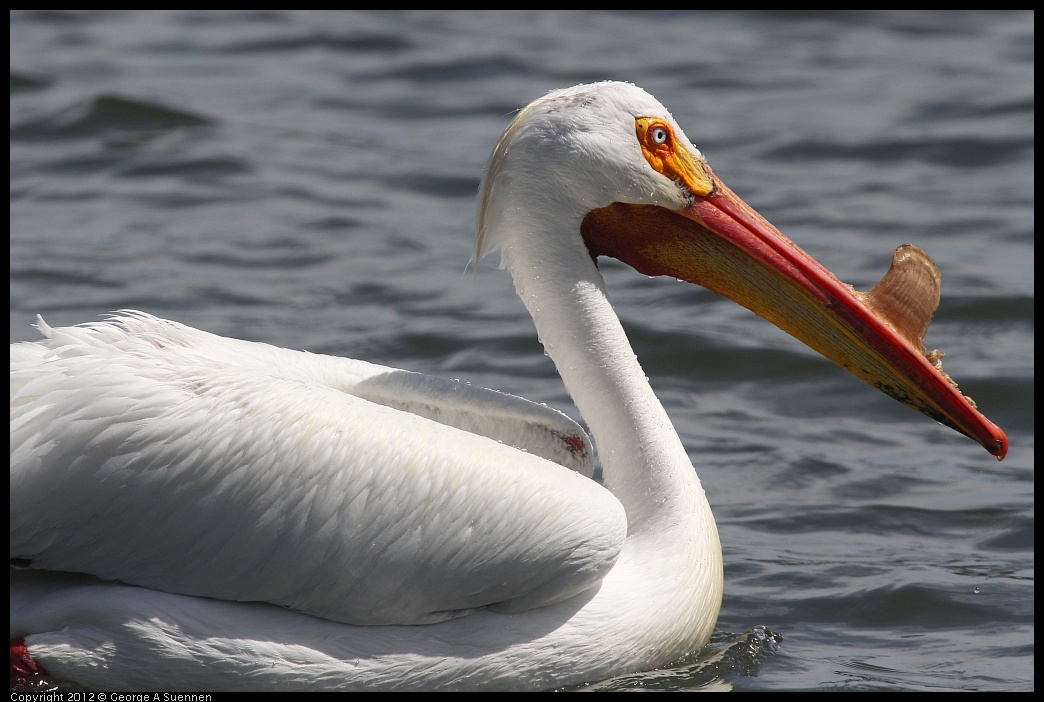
[10,313,623,625]
[346,371,594,478]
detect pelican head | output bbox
[478,82,698,255]
[478,81,1006,459]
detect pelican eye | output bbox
[636,116,714,198]
[636,118,673,153]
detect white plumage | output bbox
[9,81,1004,691]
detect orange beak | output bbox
[581,165,1008,460]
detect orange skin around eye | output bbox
[635,117,714,197]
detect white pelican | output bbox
[9,82,1007,691]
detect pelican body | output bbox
[9,82,1007,691]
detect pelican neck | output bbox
[497,217,709,535]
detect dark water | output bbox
[10,10,1033,692]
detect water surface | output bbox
[10,10,1033,692]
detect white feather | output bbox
[11,82,724,690]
